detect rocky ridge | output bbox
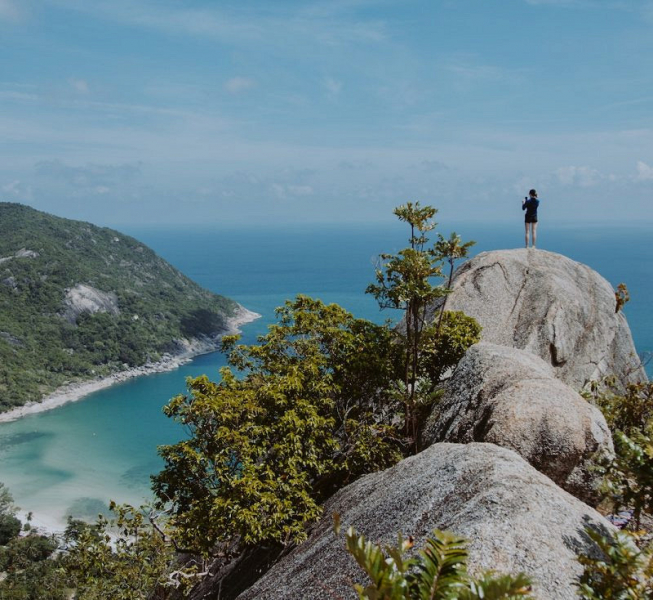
[238,444,613,600]
[427,248,645,389]
[226,249,643,600]
[420,342,612,504]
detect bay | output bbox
[0,221,650,530]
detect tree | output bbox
[152,296,403,555]
[0,482,17,517]
[0,513,21,546]
[584,378,653,528]
[366,203,477,444]
[0,482,20,546]
[433,232,475,337]
[62,503,191,600]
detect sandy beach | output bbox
[0,306,260,424]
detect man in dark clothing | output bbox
[522,189,539,248]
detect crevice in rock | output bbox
[549,342,566,367]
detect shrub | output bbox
[152,296,404,555]
[577,528,653,599]
[336,517,533,600]
[0,513,21,545]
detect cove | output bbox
[0,222,650,530]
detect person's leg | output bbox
[525,222,529,248]
[532,222,538,248]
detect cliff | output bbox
[0,202,242,411]
[228,249,644,600]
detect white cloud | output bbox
[69,78,90,94]
[555,166,602,187]
[287,184,314,196]
[2,180,21,195]
[45,0,386,48]
[0,90,38,102]
[1,180,32,200]
[636,160,653,181]
[270,183,314,199]
[444,59,522,85]
[323,77,343,98]
[224,77,256,94]
[35,160,142,189]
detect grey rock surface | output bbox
[421,343,612,504]
[428,249,645,389]
[237,443,613,600]
[62,283,120,324]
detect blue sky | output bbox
[1,0,653,226]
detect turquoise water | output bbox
[0,222,651,530]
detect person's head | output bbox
[529,189,538,198]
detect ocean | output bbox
[0,221,651,530]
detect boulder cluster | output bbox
[234,249,645,600]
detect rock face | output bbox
[427,249,645,389]
[62,283,120,324]
[237,443,613,600]
[421,343,612,504]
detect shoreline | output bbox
[0,306,260,424]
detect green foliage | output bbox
[0,483,21,546]
[366,203,477,444]
[577,528,653,599]
[0,202,238,410]
[585,379,653,437]
[615,283,630,314]
[0,483,17,517]
[584,379,653,527]
[433,232,475,338]
[153,296,404,554]
[0,514,21,545]
[0,532,67,600]
[0,534,58,570]
[63,503,195,600]
[338,520,533,600]
[420,311,482,390]
[599,424,653,528]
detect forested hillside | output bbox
[0,202,238,410]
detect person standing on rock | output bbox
[522,189,539,248]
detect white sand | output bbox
[0,306,260,424]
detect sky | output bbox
[1,0,653,227]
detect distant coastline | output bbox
[0,306,260,424]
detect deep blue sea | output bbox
[0,222,651,529]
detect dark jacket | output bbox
[522,197,539,220]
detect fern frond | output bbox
[409,530,469,600]
[459,572,533,599]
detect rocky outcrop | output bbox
[427,249,645,389]
[421,343,612,504]
[0,247,40,265]
[237,443,613,600]
[62,284,120,324]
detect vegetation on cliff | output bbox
[0,203,484,598]
[0,202,238,410]
[5,202,649,599]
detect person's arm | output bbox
[522,198,527,211]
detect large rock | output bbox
[237,443,613,600]
[427,249,645,389]
[62,283,120,324]
[421,343,612,504]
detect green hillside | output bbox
[0,202,239,411]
